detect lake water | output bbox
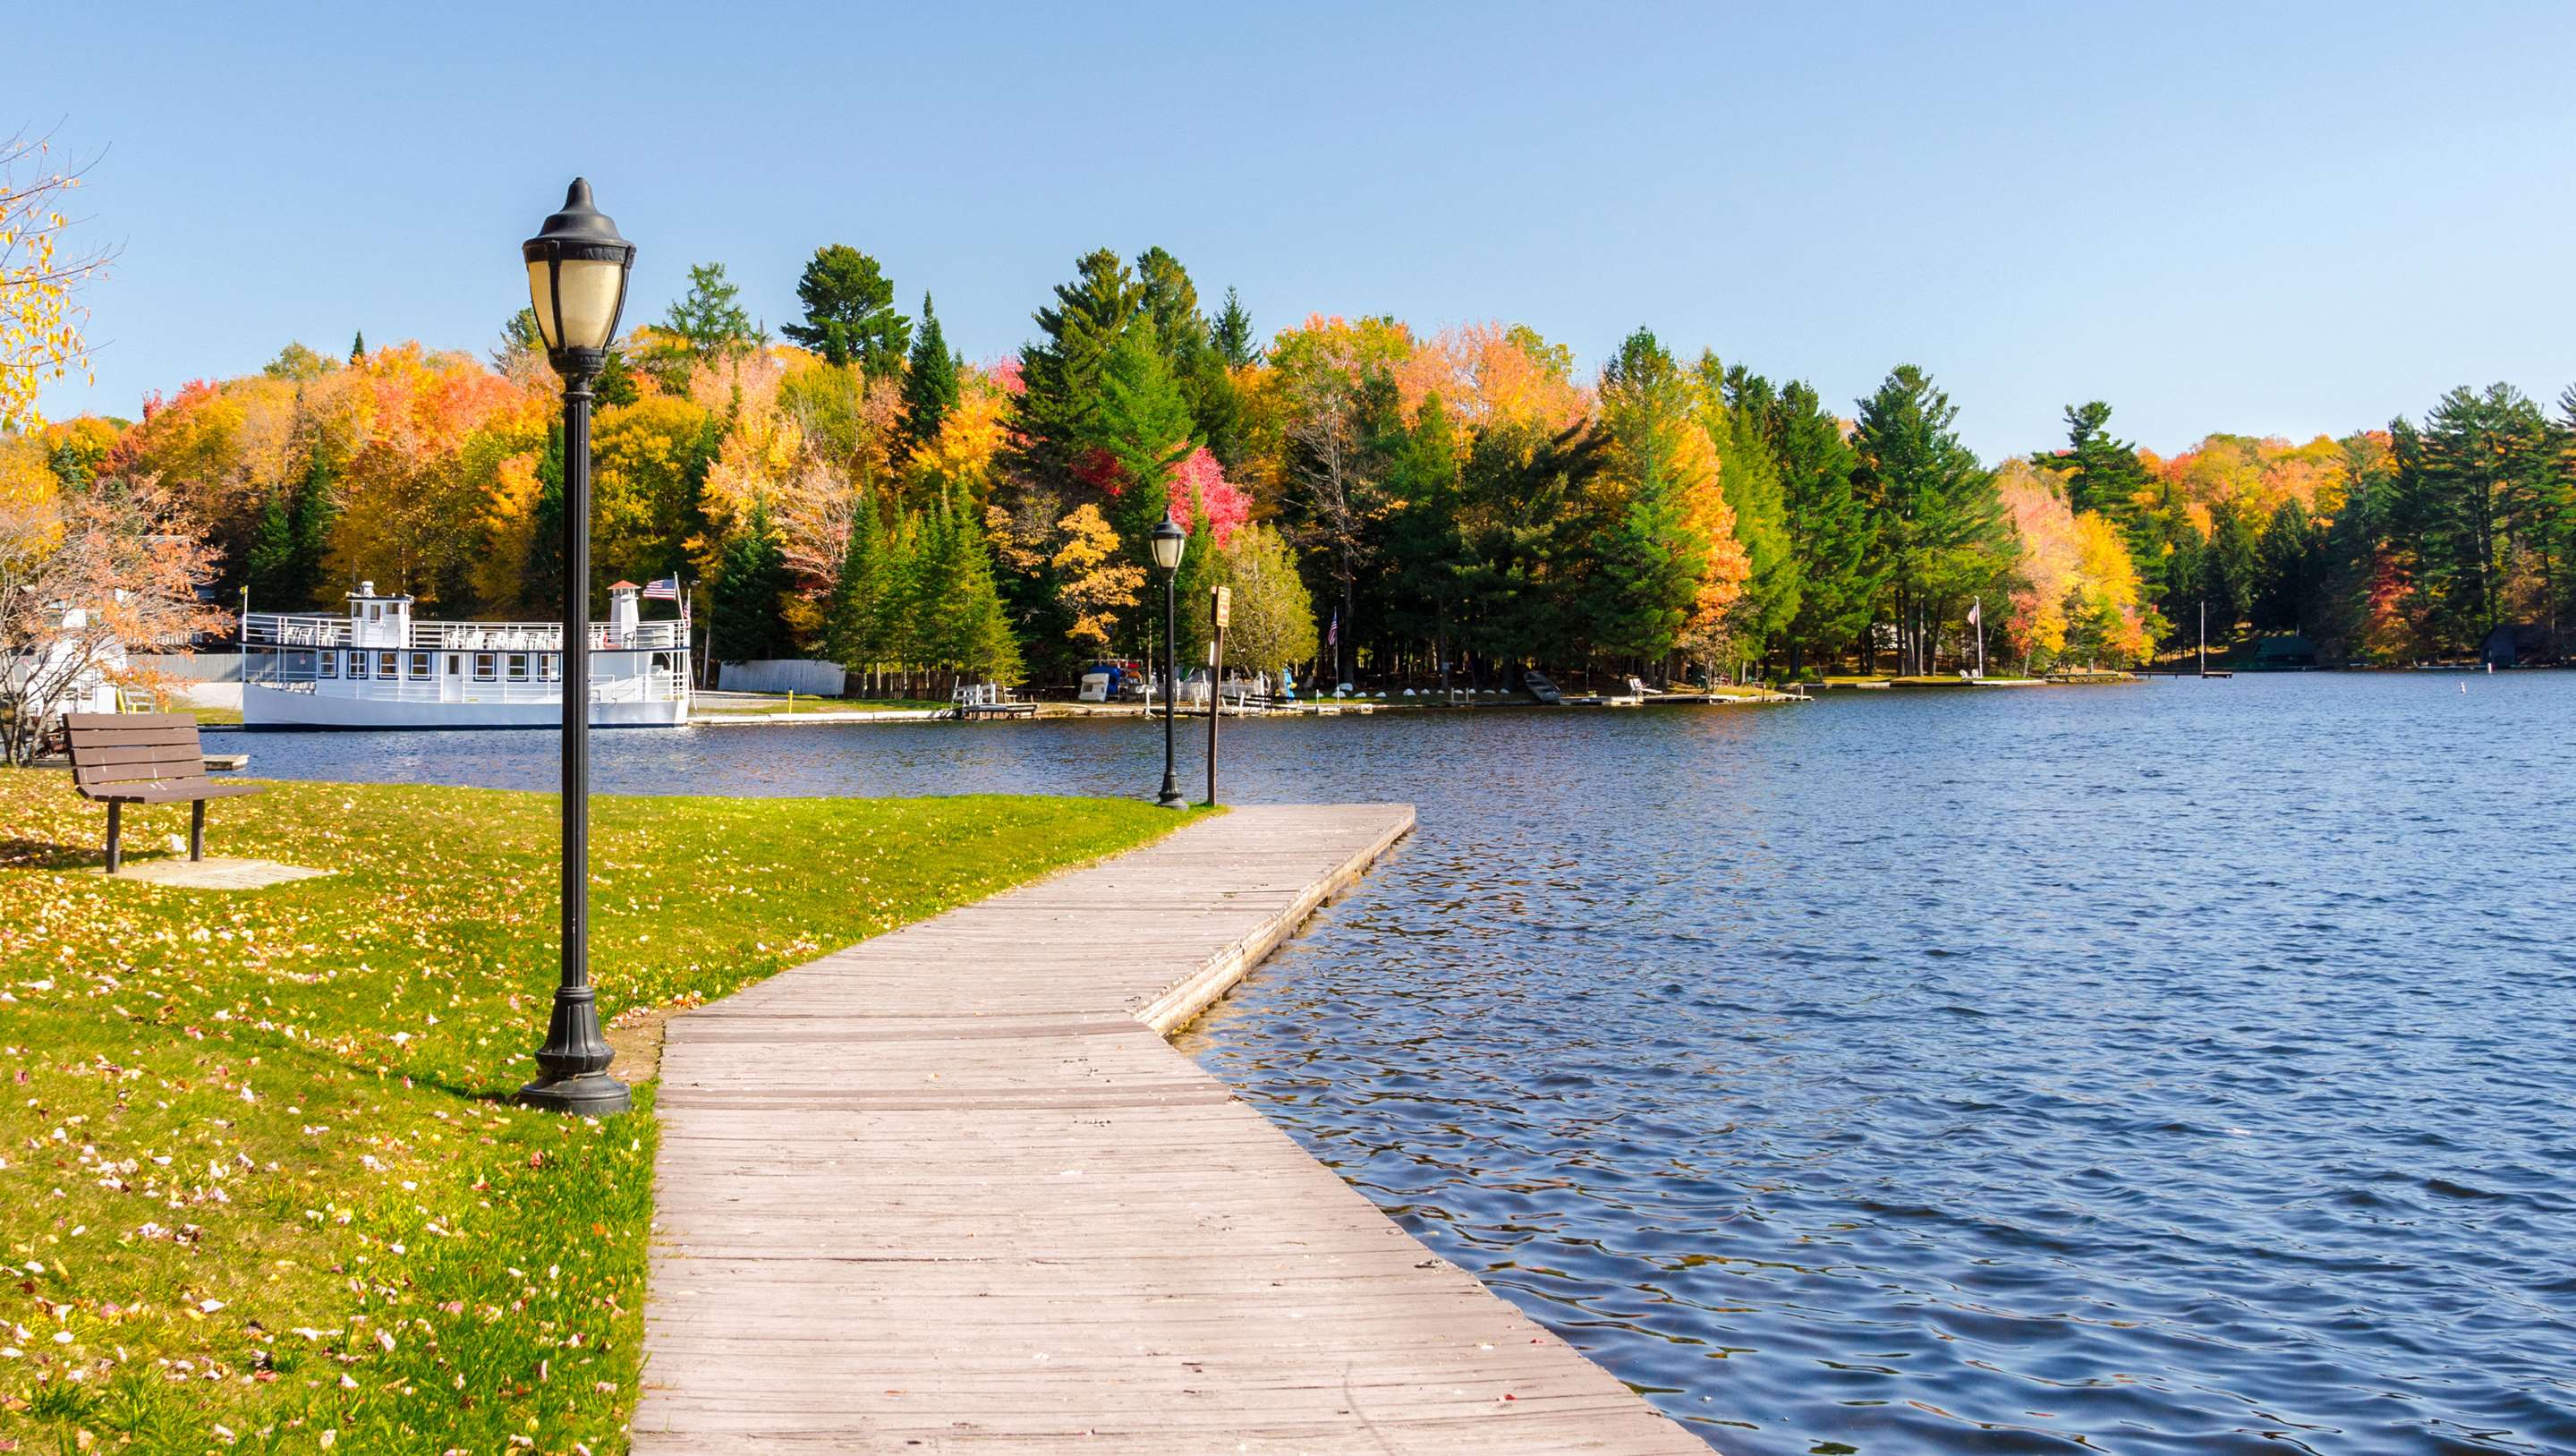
[207,675,2576,1454]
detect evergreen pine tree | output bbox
[2198,500,2260,639]
[898,294,961,464]
[871,511,923,677]
[823,489,887,670]
[1587,330,1712,662]
[250,447,340,608]
[2252,498,2324,634]
[1696,353,1798,660]
[710,505,795,662]
[242,493,298,608]
[1210,287,1260,369]
[781,244,910,375]
[2048,401,2153,552]
[2410,383,2553,651]
[349,330,365,362]
[1011,250,1141,494]
[1096,327,1198,550]
[943,497,1023,683]
[1852,365,2012,674]
[524,421,567,607]
[1756,375,1878,672]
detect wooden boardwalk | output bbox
[635,804,1708,1454]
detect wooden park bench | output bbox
[63,712,264,873]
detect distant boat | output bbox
[241,582,691,729]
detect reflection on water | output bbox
[213,676,2576,1453]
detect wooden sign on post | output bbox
[1207,586,1229,806]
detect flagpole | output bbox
[1974,596,1985,678]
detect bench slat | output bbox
[78,768,213,788]
[72,742,205,768]
[92,781,264,805]
[68,728,200,748]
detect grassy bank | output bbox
[692,696,950,717]
[0,772,1194,1453]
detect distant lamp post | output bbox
[1150,515,1186,810]
[518,178,636,1117]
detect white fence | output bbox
[716,659,848,695]
[131,652,243,682]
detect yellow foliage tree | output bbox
[1049,503,1143,652]
[470,449,547,612]
[0,131,111,433]
[592,395,713,587]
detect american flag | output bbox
[643,576,680,600]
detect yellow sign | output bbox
[1212,585,1231,629]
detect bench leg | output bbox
[105,802,122,874]
[191,800,207,862]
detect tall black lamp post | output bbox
[1151,515,1187,809]
[518,178,636,1116]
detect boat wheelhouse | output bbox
[242,582,691,728]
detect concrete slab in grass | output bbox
[88,857,333,890]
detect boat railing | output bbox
[241,666,687,704]
[243,613,687,652]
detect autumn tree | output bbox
[1049,502,1143,653]
[0,128,109,425]
[1208,523,1318,674]
[1,474,225,762]
[782,244,909,375]
[1271,316,1410,683]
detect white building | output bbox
[241,582,690,728]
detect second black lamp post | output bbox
[1151,514,1186,809]
[517,178,636,1117]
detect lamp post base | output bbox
[517,1070,632,1116]
[1154,788,1189,810]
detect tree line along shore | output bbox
[8,243,2573,711]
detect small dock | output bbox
[636,805,1705,1453]
[954,700,1040,719]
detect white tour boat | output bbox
[242,582,691,728]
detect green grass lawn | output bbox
[0,772,1194,1453]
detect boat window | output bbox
[348,651,369,680]
[368,604,381,623]
[409,651,429,678]
[446,654,462,676]
[507,653,530,682]
[378,651,399,678]
[539,653,560,681]
[319,651,338,678]
[473,652,497,681]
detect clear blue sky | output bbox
[21,0,2575,459]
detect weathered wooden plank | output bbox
[635,804,1708,1455]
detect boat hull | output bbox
[242,683,688,729]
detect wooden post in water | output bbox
[1207,585,1228,806]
